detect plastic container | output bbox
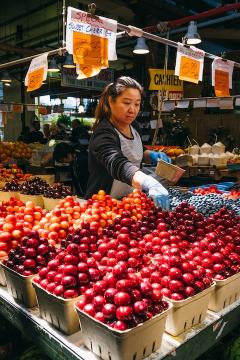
[0,262,37,307]
[43,195,77,211]
[208,273,240,312]
[0,191,20,202]
[32,281,81,335]
[227,163,240,171]
[155,160,185,183]
[19,194,44,207]
[164,283,215,336]
[75,302,172,360]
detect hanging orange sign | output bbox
[12,105,23,112]
[38,107,47,115]
[179,56,200,84]
[215,69,230,97]
[73,32,108,68]
[27,68,44,92]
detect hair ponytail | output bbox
[92,77,143,132]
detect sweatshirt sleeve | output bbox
[90,125,140,186]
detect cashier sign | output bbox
[24,53,48,92]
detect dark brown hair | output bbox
[93,76,143,131]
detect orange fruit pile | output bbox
[0,141,33,163]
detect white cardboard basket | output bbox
[0,257,7,286]
[0,262,37,307]
[0,191,20,202]
[32,281,82,335]
[75,302,172,360]
[164,283,215,336]
[208,273,240,312]
[155,159,185,183]
[19,194,44,207]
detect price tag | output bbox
[215,69,230,97]
[27,68,44,92]
[179,56,200,84]
[73,32,108,68]
[12,105,23,112]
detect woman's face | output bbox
[109,88,141,127]
[51,128,57,135]
[60,153,73,164]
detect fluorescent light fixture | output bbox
[1,71,12,82]
[63,54,76,68]
[78,104,84,113]
[184,21,201,45]
[133,37,149,54]
[48,58,60,72]
[5,83,11,86]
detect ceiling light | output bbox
[184,21,201,45]
[63,54,76,68]
[4,83,11,86]
[1,71,12,82]
[48,58,60,72]
[78,104,84,113]
[133,37,149,54]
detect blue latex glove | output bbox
[141,175,170,210]
[149,151,172,165]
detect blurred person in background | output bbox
[17,126,30,143]
[26,121,45,144]
[71,119,90,144]
[43,124,51,142]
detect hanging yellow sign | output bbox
[149,69,183,91]
[179,56,200,84]
[215,69,230,97]
[27,68,44,92]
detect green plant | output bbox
[162,114,191,148]
[56,114,71,127]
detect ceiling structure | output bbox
[1,0,240,94]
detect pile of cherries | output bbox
[0,180,22,192]
[2,230,56,275]
[21,177,49,195]
[43,183,72,199]
[76,262,169,331]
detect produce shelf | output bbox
[0,286,240,360]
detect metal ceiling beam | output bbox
[0,43,40,56]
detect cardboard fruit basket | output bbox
[155,159,186,183]
[75,302,172,360]
[19,193,44,207]
[208,273,240,312]
[32,281,82,335]
[0,262,37,307]
[164,283,215,336]
[0,191,20,202]
[0,257,7,286]
[43,195,77,212]
[28,174,55,186]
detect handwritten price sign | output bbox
[73,32,108,68]
[27,68,44,92]
[179,56,200,84]
[215,69,230,97]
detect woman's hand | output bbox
[149,151,172,164]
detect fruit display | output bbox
[0,180,23,192]
[165,148,185,161]
[192,185,223,195]
[0,197,46,257]
[0,164,32,182]
[169,188,240,216]
[76,262,169,331]
[2,232,57,276]
[0,141,33,162]
[226,181,240,191]
[28,142,45,152]
[43,183,72,199]
[21,177,49,195]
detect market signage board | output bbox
[25,53,48,92]
[175,44,205,84]
[212,57,234,97]
[149,69,184,100]
[66,6,117,79]
[61,66,114,90]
